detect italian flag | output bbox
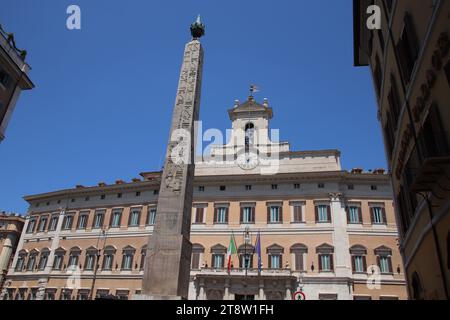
[227,233,237,273]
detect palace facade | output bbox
[1,96,407,300]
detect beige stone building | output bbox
[0,24,34,142]
[353,0,450,299]
[1,95,406,300]
[0,212,24,291]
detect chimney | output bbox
[98,182,106,187]
[351,168,363,174]
[116,180,125,185]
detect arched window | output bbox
[210,244,227,269]
[290,244,308,271]
[38,248,50,271]
[102,246,116,271]
[121,246,136,270]
[27,249,39,271]
[349,245,367,274]
[267,244,284,269]
[316,243,334,272]
[53,247,66,270]
[238,244,254,269]
[68,246,82,269]
[15,249,28,271]
[374,246,393,274]
[84,246,98,271]
[411,272,424,300]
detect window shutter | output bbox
[351,256,355,273]
[376,256,381,269]
[211,255,214,269]
[268,255,271,269]
[382,208,387,224]
[318,255,322,271]
[240,208,243,223]
[314,206,319,222]
[267,206,271,223]
[280,255,283,269]
[330,255,334,271]
[214,208,218,223]
[358,207,363,223]
[363,256,367,273]
[279,206,283,223]
[370,207,374,224]
[251,207,255,223]
[191,253,199,270]
[327,205,331,222]
[225,208,229,223]
[345,207,350,223]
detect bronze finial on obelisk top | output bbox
[135,16,205,300]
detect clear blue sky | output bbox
[0,0,386,213]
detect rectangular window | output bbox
[292,205,303,223]
[212,254,224,269]
[379,256,392,274]
[15,257,25,271]
[121,254,133,270]
[68,255,79,268]
[128,208,141,226]
[38,255,48,270]
[147,207,157,225]
[37,217,48,232]
[371,206,386,224]
[294,184,300,189]
[271,184,278,190]
[102,254,113,270]
[27,256,36,271]
[269,255,281,269]
[294,253,304,271]
[77,214,88,229]
[110,209,122,228]
[26,219,37,233]
[318,183,325,189]
[194,207,204,224]
[268,206,282,223]
[348,184,354,190]
[319,254,333,272]
[347,206,362,224]
[245,185,252,191]
[352,256,365,273]
[62,215,74,230]
[93,211,104,229]
[84,255,95,270]
[315,205,331,223]
[219,186,226,191]
[49,215,59,231]
[240,207,255,224]
[53,255,63,270]
[198,186,205,192]
[214,207,228,224]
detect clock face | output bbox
[237,150,259,170]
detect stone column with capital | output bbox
[137,17,205,300]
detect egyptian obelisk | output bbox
[138,16,205,300]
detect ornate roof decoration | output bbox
[190,15,205,39]
[0,24,27,60]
